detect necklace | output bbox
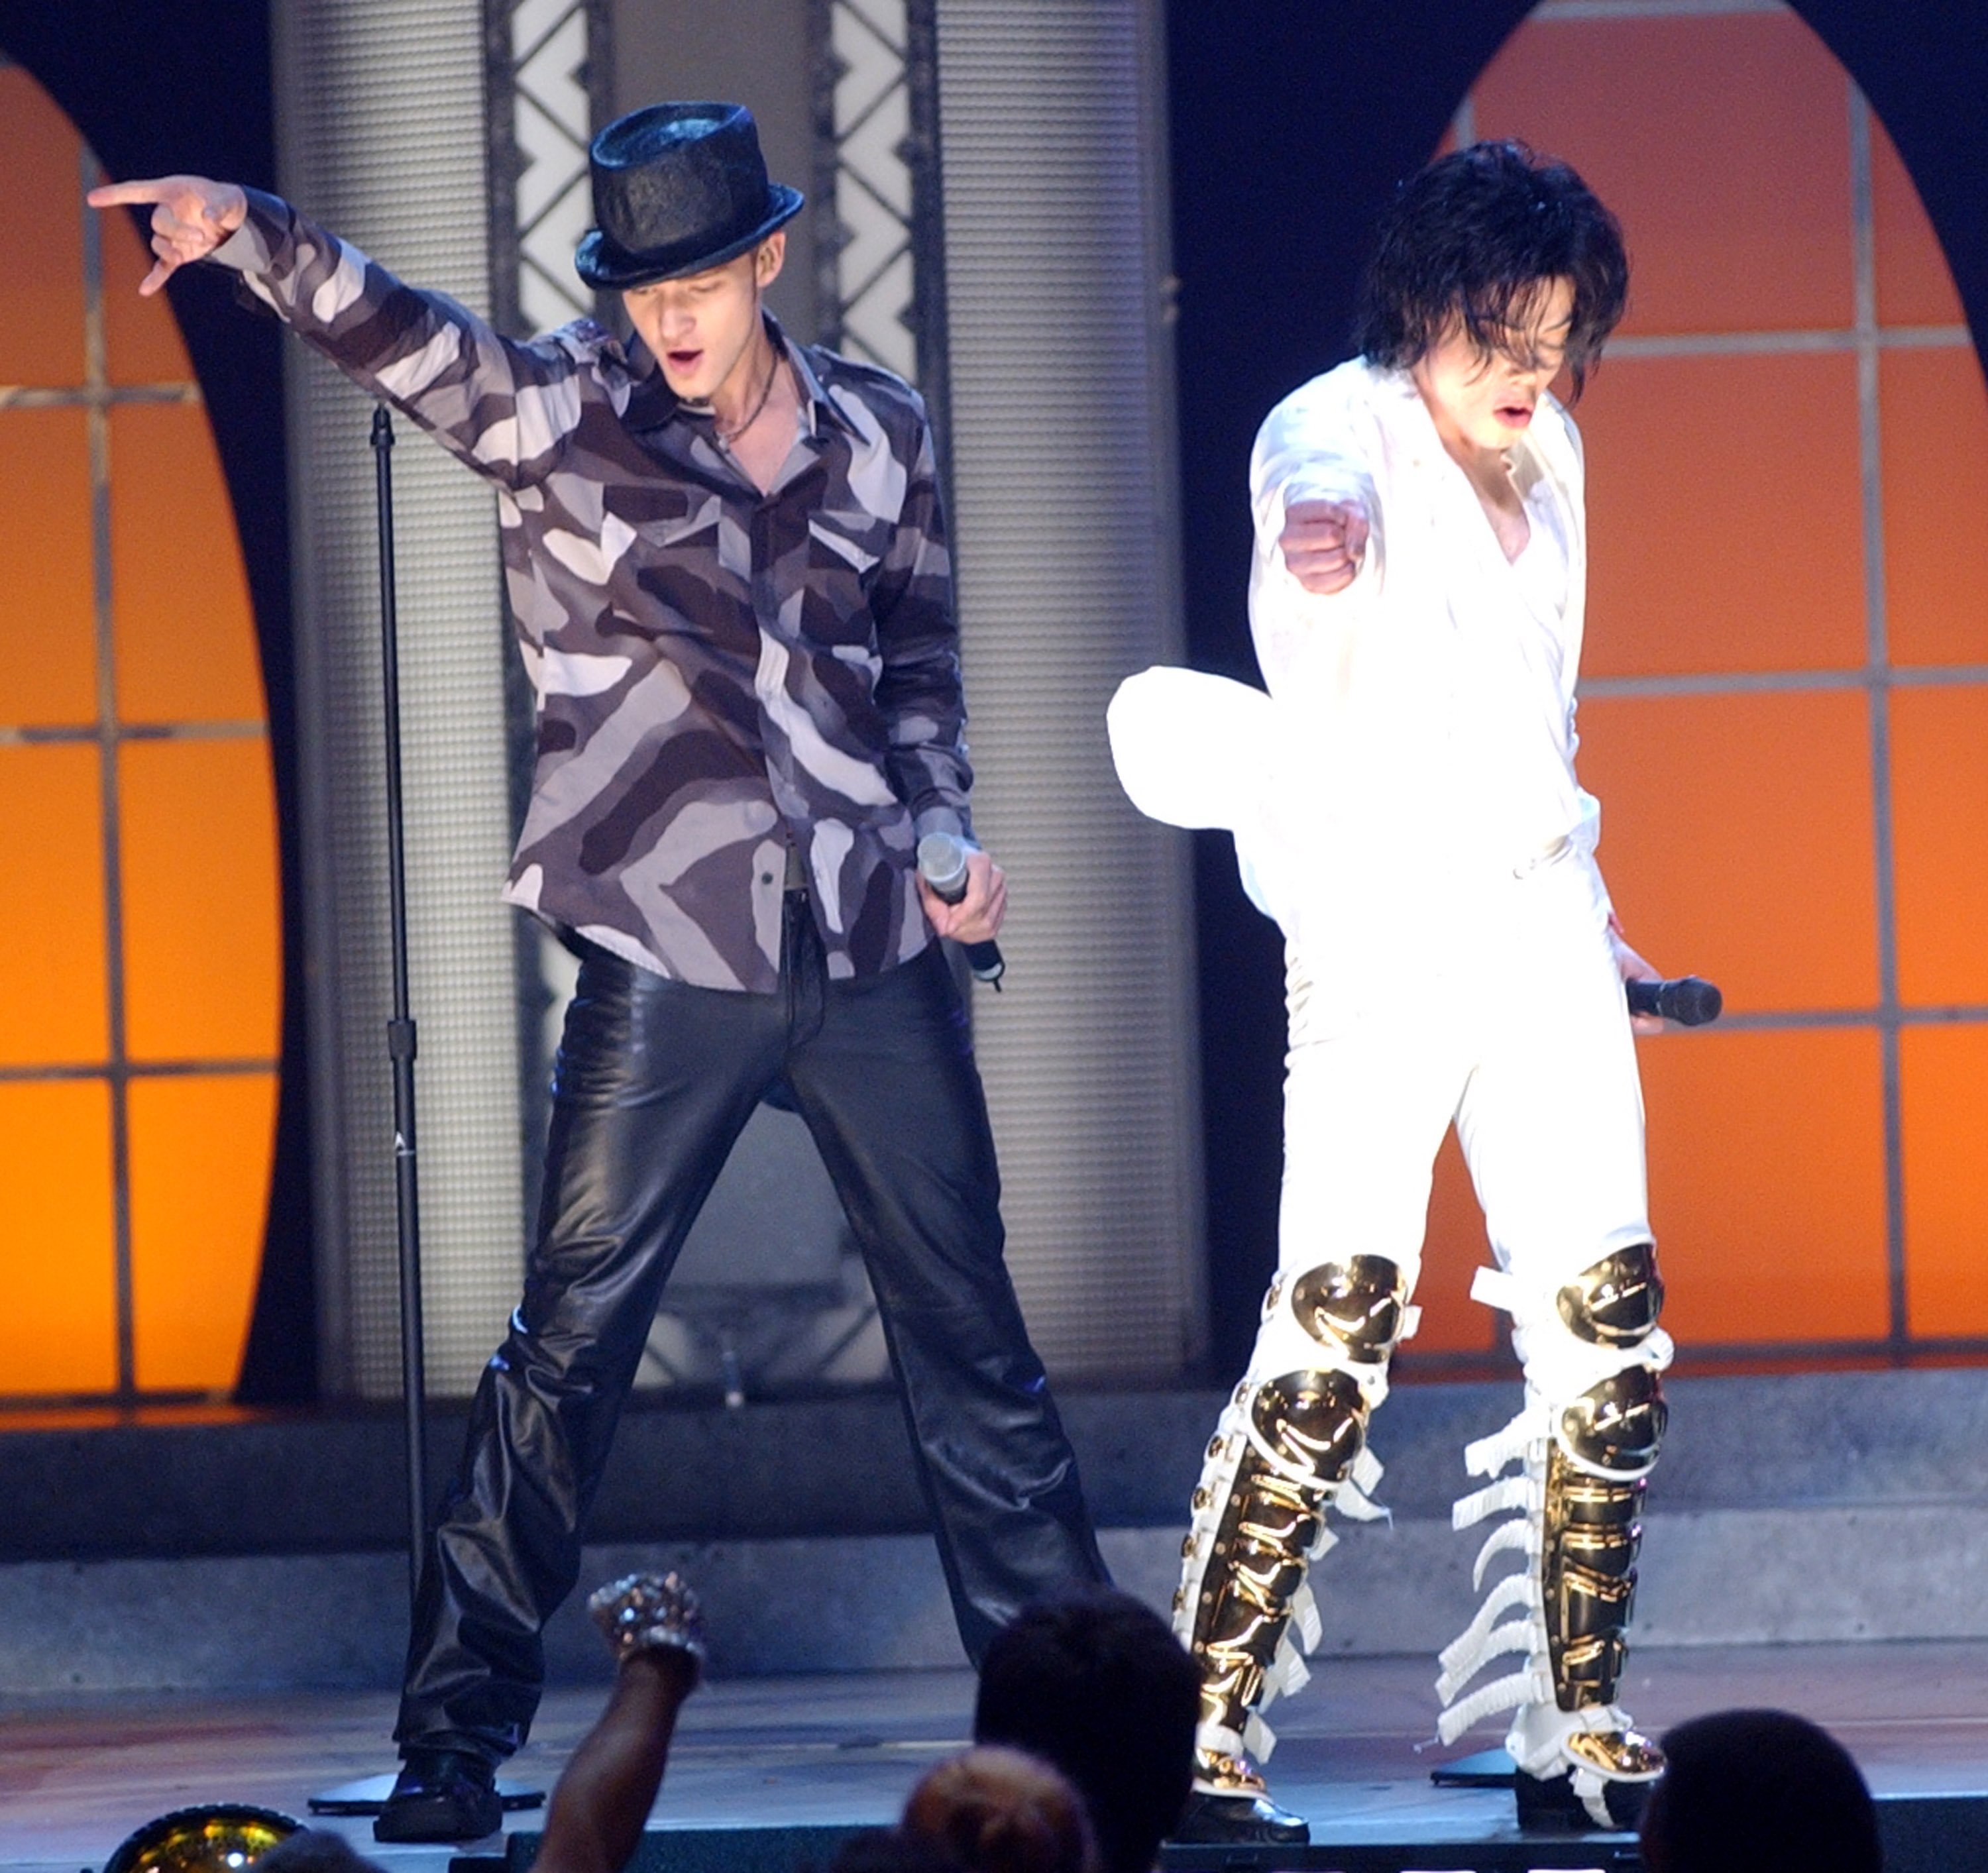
[714,343,781,443]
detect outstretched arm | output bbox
[533,1575,706,1873]
[89,173,582,490]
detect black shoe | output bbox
[1170,1790,1311,1845]
[1515,1767,1650,1832]
[373,1750,502,1844]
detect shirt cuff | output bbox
[205,187,287,276]
[914,803,971,848]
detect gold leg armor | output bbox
[1436,1243,1671,1828]
[1174,1256,1412,1795]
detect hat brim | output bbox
[574,186,804,291]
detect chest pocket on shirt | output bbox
[804,510,894,642]
[628,492,754,656]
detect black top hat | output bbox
[575,103,804,290]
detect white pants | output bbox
[1174,846,1667,1798]
[1255,848,1651,1387]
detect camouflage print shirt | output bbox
[216,189,970,992]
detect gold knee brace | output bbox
[1184,1368,1364,1762]
[1292,1257,1412,1358]
[1439,1241,1671,1814]
[1176,1256,1409,1790]
[1556,1241,1666,1350]
[1545,1247,1667,1715]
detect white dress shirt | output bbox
[1112,357,1613,990]
[1246,354,1597,871]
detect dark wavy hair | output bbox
[1353,139,1628,400]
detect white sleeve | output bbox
[1247,379,1385,700]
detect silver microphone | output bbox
[916,833,1005,987]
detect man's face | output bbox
[622,233,785,402]
[1411,275,1577,455]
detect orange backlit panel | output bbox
[1891,684,1988,1008]
[0,1080,117,1394]
[1473,12,1853,335]
[3,37,282,1403]
[1640,1027,1888,1345]
[1901,1024,1988,1338]
[101,191,195,388]
[1443,0,1988,1379]
[130,1074,278,1393]
[1879,348,1988,669]
[1415,1128,1498,1358]
[1577,690,1879,1014]
[110,405,264,723]
[119,739,281,1062]
[0,67,85,386]
[1870,117,1967,330]
[0,744,109,1066]
[0,408,97,726]
[1579,353,1865,676]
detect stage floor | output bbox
[7,1640,1987,1872]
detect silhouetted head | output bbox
[902,1748,1095,1873]
[252,1832,383,1873]
[1639,1708,1882,1873]
[973,1592,1198,1873]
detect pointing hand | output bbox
[86,175,248,295]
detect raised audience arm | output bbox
[532,1574,706,1873]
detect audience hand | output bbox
[588,1571,706,1679]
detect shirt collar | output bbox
[1367,360,1445,469]
[775,317,862,441]
[621,311,857,442]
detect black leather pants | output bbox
[394,893,1109,1763]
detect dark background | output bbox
[5,0,1985,1391]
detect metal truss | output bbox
[484,0,610,341]
[808,0,951,451]
[482,0,611,1259]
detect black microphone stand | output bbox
[374,403,429,1607]
[305,405,431,1820]
[309,409,541,1823]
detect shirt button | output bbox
[760,871,774,884]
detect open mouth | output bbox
[665,348,704,374]
[1496,402,1534,428]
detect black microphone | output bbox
[1626,975,1723,1026]
[917,833,1005,988]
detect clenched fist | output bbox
[1280,496,1370,596]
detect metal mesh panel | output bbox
[933,0,1205,1378]
[273,1,525,1397]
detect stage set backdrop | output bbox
[1170,0,1988,1378]
[1,0,1985,1407]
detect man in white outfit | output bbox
[1111,140,1671,1842]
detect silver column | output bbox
[934,0,1205,1378]
[274,1,525,1397]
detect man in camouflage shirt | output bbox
[95,103,1108,1843]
